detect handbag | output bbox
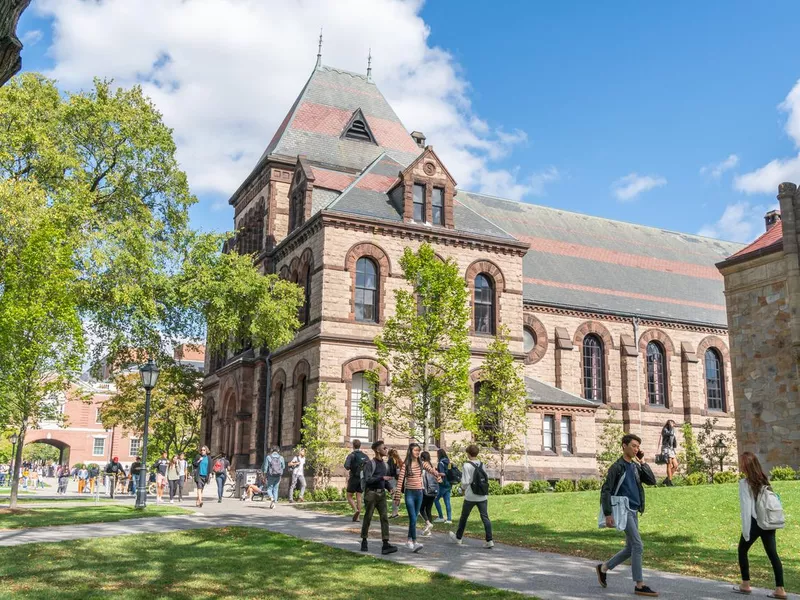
[597,470,630,531]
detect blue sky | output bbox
[16,1,800,244]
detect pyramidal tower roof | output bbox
[256,65,422,174]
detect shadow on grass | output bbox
[0,505,189,530]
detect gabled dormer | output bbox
[391,146,457,229]
[288,155,315,232]
[341,108,377,144]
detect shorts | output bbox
[156,473,167,487]
[195,475,208,489]
[661,447,677,459]
[346,479,363,494]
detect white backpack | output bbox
[756,485,785,530]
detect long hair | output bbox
[437,448,448,461]
[420,450,431,464]
[740,452,770,499]
[404,443,422,473]
[662,420,674,431]
[388,448,401,467]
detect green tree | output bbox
[0,74,304,507]
[678,421,704,475]
[597,409,625,477]
[696,417,736,479]
[364,243,471,446]
[470,326,528,485]
[300,383,348,490]
[22,443,60,464]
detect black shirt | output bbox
[365,459,388,491]
[153,458,169,476]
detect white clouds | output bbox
[700,154,739,179]
[610,173,667,202]
[697,201,776,243]
[35,0,543,203]
[21,30,43,45]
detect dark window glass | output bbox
[582,334,604,402]
[296,376,308,443]
[413,184,425,222]
[432,187,444,225]
[560,416,573,454]
[355,257,378,323]
[646,342,667,406]
[474,274,495,334]
[543,415,555,452]
[474,381,498,448]
[523,327,536,353]
[275,384,284,448]
[299,268,311,326]
[705,349,725,411]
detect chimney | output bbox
[765,209,781,232]
[410,131,426,149]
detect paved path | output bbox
[0,498,783,600]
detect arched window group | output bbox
[355,257,379,323]
[582,334,604,402]
[474,273,495,334]
[646,341,667,406]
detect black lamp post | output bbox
[713,438,727,474]
[135,358,160,509]
[9,433,18,484]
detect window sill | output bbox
[542,449,557,456]
[643,405,672,413]
[472,332,496,338]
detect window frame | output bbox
[95,406,103,425]
[129,438,141,457]
[354,257,379,323]
[646,341,668,407]
[582,334,605,402]
[542,414,555,453]
[92,436,106,457]
[473,273,495,335]
[431,187,444,225]
[523,327,537,354]
[275,383,285,448]
[704,348,725,411]
[349,372,375,442]
[560,415,573,455]
[412,183,426,223]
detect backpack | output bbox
[267,455,284,477]
[213,459,225,474]
[469,461,490,496]
[423,469,439,496]
[447,463,462,485]
[348,451,365,481]
[756,485,785,530]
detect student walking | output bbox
[434,448,454,523]
[193,445,211,507]
[449,444,493,549]
[211,453,230,503]
[387,448,402,518]
[660,420,679,486]
[288,447,307,504]
[733,452,786,599]
[167,456,181,503]
[596,433,659,597]
[344,440,368,521]
[57,468,69,495]
[177,453,188,501]
[129,456,141,496]
[359,440,398,555]
[77,466,89,494]
[419,451,439,537]
[394,443,441,553]
[263,447,285,509]
[153,452,169,504]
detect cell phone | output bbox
[636,450,645,460]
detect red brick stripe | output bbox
[518,235,722,281]
[312,169,355,191]
[524,277,726,312]
[357,173,399,192]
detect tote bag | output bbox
[597,471,630,531]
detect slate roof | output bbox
[456,191,744,327]
[720,221,783,265]
[525,377,599,408]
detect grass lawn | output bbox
[0,527,529,599]
[0,504,190,529]
[0,496,114,504]
[303,481,799,592]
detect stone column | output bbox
[680,342,699,423]
[778,182,800,362]
[554,327,573,391]
[619,334,641,431]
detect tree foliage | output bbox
[300,383,348,490]
[597,409,625,478]
[364,243,471,446]
[695,417,737,478]
[469,326,528,485]
[678,421,704,476]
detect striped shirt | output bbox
[394,460,439,501]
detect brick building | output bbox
[717,183,800,470]
[201,60,742,481]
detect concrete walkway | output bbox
[0,497,783,600]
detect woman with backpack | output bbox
[394,443,442,552]
[387,448,402,518]
[434,448,455,524]
[193,445,211,507]
[660,420,679,486]
[419,451,439,537]
[449,444,494,549]
[212,453,230,503]
[167,455,181,503]
[733,452,786,599]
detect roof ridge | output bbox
[726,220,782,260]
[319,65,371,82]
[325,151,388,210]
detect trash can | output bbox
[235,469,260,499]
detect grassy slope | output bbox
[0,527,529,600]
[304,481,799,591]
[0,505,190,529]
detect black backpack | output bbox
[447,462,462,485]
[469,461,489,496]
[348,451,365,481]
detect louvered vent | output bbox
[345,119,372,142]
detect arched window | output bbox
[294,375,308,443]
[523,327,537,354]
[298,267,311,326]
[274,383,285,448]
[474,274,495,334]
[705,348,725,411]
[646,342,667,406]
[582,334,604,402]
[355,257,379,323]
[349,372,375,442]
[474,381,498,448]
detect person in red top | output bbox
[394,443,441,553]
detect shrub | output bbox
[307,489,325,502]
[554,479,575,493]
[324,486,341,501]
[577,478,602,491]
[528,480,550,494]
[713,471,739,484]
[597,410,625,477]
[686,472,708,486]
[502,482,525,495]
[670,475,687,487]
[770,465,797,481]
[488,479,502,495]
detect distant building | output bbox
[717,185,800,470]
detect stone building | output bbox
[717,183,800,470]
[201,59,742,481]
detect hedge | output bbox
[770,465,797,481]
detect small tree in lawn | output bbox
[597,409,625,478]
[678,421,704,476]
[696,417,736,479]
[470,326,528,486]
[364,243,471,447]
[300,383,348,490]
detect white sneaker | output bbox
[169,500,174,504]
[412,542,424,553]
[422,529,432,537]
[484,540,494,549]
[445,520,453,525]
[406,541,415,551]
[449,531,462,545]
[433,518,445,523]
[422,523,433,536]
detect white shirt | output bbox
[739,479,758,541]
[461,461,488,502]
[291,456,306,473]
[177,459,187,477]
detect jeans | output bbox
[420,494,436,524]
[455,499,493,541]
[216,474,226,500]
[266,475,281,502]
[435,486,452,520]
[404,489,423,541]
[361,489,390,540]
[739,517,784,587]
[606,509,643,582]
[130,476,137,496]
[168,479,179,500]
[290,471,306,500]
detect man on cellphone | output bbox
[596,433,659,597]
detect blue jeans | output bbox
[435,486,452,520]
[216,474,226,500]
[404,489,423,541]
[266,476,281,502]
[606,510,643,582]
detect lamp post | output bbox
[713,438,727,475]
[9,433,18,485]
[135,358,160,509]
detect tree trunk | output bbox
[499,453,505,487]
[9,426,26,509]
